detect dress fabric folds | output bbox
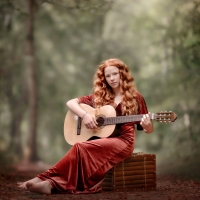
[37,92,148,194]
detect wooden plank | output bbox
[114,178,156,185]
[114,165,155,171]
[114,174,155,182]
[114,170,155,176]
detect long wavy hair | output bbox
[93,58,138,115]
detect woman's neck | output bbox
[113,88,121,97]
[114,94,121,105]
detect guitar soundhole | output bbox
[96,115,105,129]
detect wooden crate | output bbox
[101,152,156,191]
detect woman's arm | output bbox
[66,98,97,129]
[140,114,154,134]
[66,98,86,118]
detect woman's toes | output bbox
[17,182,27,189]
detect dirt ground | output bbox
[0,166,200,200]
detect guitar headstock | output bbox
[154,111,177,123]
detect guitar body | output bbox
[64,104,116,145]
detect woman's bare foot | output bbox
[17,177,42,190]
[27,180,52,194]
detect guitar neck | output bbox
[103,113,154,125]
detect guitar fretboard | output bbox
[103,114,154,125]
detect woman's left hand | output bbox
[140,113,154,134]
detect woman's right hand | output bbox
[82,113,98,129]
[66,98,98,129]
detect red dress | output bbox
[37,92,148,194]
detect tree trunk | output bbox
[25,0,39,162]
[8,103,24,158]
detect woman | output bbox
[17,58,154,194]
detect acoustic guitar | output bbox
[64,104,177,145]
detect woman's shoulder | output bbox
[78,94,94,107]
[135,91,144,99]
[135,91,147,105]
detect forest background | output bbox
[0,0,200,181]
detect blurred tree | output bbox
[0,0,28,161]
[25,0,39,162]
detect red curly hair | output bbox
[93,58,138,115]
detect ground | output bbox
[0,164,200,200]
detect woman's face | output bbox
[104,66,120,90]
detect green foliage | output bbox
[0,0,199,176]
